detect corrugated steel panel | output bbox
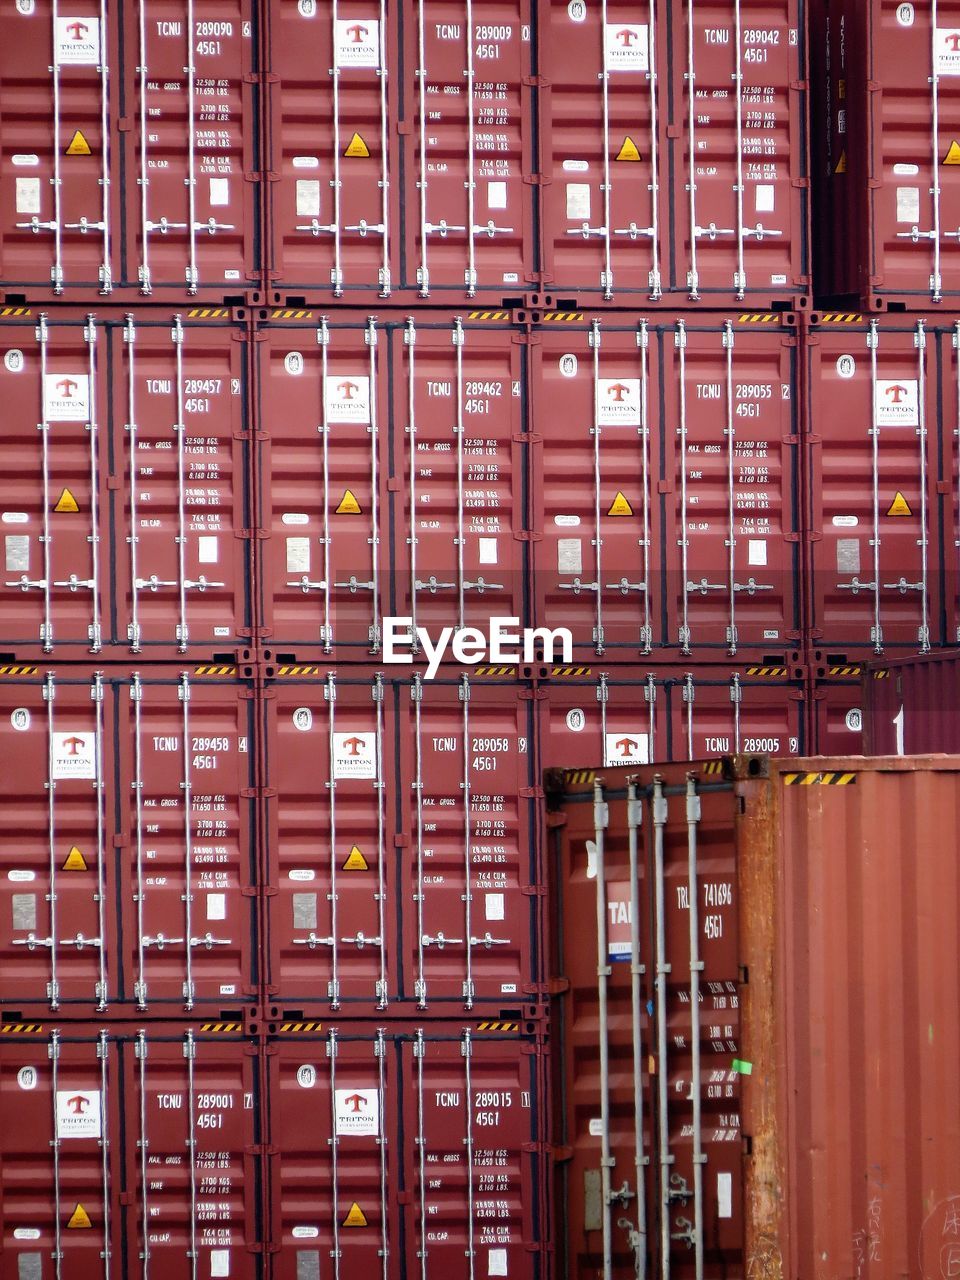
[259,669,541,1013]
[263,1022,547,1280]
[0,0,261,301]
[863,650,960,753]
[545,754,960,1280]
[0,665,258,1016]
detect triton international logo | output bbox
[334,18,380,68]
[324,374,371,423]
[603,21,649,71]
[383,617,573,679]
[55,15,101,65]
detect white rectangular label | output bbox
[51,731,97,779]
[717,1172,733,1219]
[755,184,775,212]
[332,731,377,779]
[488,180,507,210]
[44,373,90,422]
[485,892,505,921]
[488,1250,508,1277]
[335,1087,380,1134]
[557,537,582,574]
[604,731,648,767]
[282,512,309,526]
[55,16,100,64]
[896,186,920,224]
[588,1117,604,1137]
[832,515,858,527]
[596,378,642,425]
[566,183,591,220]
[562,159,589,172]
[286,536,311,574]
[2,513,29,524]
[16,177,40,215]
[207,893,226,921]
[936,28,960,73]
[554,514,580,527]
[5,535,28,572]
[292,156,319,170]
[893,162,919,176]
[219,984,237,995]
[874,378,919,425]
[748,539,768,566]
[335,18,380,67]
[210,1250,230,1277]
[198,535,218,564]
[56,1089,101,1138]
[837,538,860,574]
[209,178,229,207]
[296,179,321,217]
[324,375,371,424]
[478,537,498,565]
[12,155,39,167]
[603,21,649,70]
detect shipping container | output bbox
[538,0,810,308]
[812,0,960,308]
[263,1022,547,1280]
[537,665,807,769]
[258,668,542,1013]
[0,1023,263,1279]
[262,0,536,305]
[0,664,258,1017]
[0,309,253,660]
[803,313,960,656]
[252,310,529,656]
[804,662,865,754]
[544,754,960,1280]
[0,0,261,301]
[863,649,960,753]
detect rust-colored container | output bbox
[0,1023,263,1278]
[0,664,258,1018]
[545,754,960,1280]
[0,0,261,302]
[258,668,542,1015]
[263,1021,548,1280]
[0,308,254,661]
[803,312,960,658]
[863,650,960,753]
[538,0,810,308]
[812,0,960,309]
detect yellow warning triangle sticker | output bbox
[343,133,370,159]
[834,150,846,174]
[607,491,634,517]
[62,846,89,872]
[342,1202,368,1228]
[67,1204,92,1229]
[886,491,912,517]
[944,140,960,165]
[54,487,80,514]
[615,135,641,162]
[342,845,369,871]
[66,130,92,157]
[335,488,362,515]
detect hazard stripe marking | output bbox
[467,310,510,321]
[476,1021,520,1032]
[551,666,592,677]
[271,309,314,320]
[745,666,787,677]
[0,1023,44,1033]
[783,771,857,786]
[702,761,725,776]
[737,313,779,323]
[276,665,324,677]
[562,769,596,785]
[279,1022,324,1032]
[0,665,39,676]
[194,665,237,676]
[542,312,584,322]
[0,306,31,317]
[819,312,863,323]
[828,665,861,677]
[199,1022,243,1032]
[186,308,231,318]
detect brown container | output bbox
[545,753,960,1280]
[863,649,960,753]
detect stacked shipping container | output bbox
[0,1,954,1278]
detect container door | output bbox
[539,1,662,299]
[262,674,393,1010]
[663,319,800,657]
[401,676,538,1009]
[127,0,258,296]
[266,1031,394,1280]
[124,1030,261,1280]
[0,317,109,655]
[118,315,251,655]
[668,669,804,759]
[119,671,256,1011]
[264,0,392,295]
[533,323,659,658]
[406,0,533,298]
[256,320,388,654]
[0,672,108,1010]
[0,2,114,295]
[395,318,527,644]
[538,673,659,770]
[0,1031,120,1279]
[669,0,805,303]
[807,321,941,653]
[403,1029,542,1280]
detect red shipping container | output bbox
[538,0,810,308]
[0,665,258,1017]
[263,1023,547,1280]
[863,649,960,753]
[253,311,528,657]
[0,1024,263,1279]
[0,0,261,301]
[0,309,253,660]
[803,314,960,657]
[530,315,803,660]
[262,1,536,305]
[259,669,541,1014]
[537,665,807,768]
[812,0,960,309]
